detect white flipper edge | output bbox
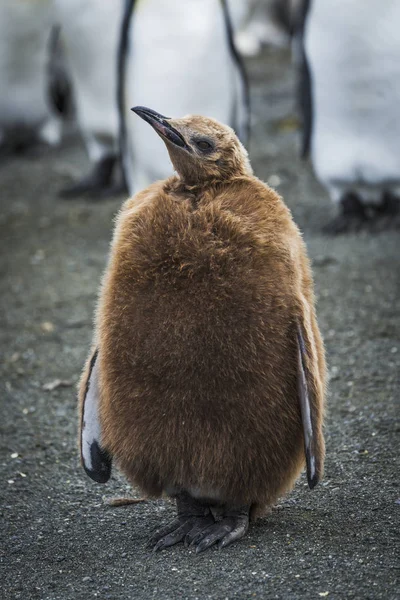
[80,350,112,483]
[297,324,319,489]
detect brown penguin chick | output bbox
[78,107,326,553]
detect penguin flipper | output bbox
[295,0,312,158]
[79,349,112,483]
[220,0,251,146]
[117,0,137,194]
[296,322,322,489]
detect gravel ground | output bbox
[1,49,399,600]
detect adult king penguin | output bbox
[234,0,298,56]
[118,0,249,195]
[1,0,123,195]
[78,107,326,552]
[54,0,122,196]
[0,0,61,153]
[300,0,400,232]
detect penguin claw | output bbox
[150,515,214,551]
[148,495,249,552]
[148,517,182,547]
[191,513,249,553]
[184,514,215,547]
[193,523,231,553]
[152,519,195,552]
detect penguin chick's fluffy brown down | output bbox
[78,107,326,553]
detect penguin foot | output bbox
[323,192,368,234]
[59,154,118,198]
[150,492,214,552]
[0,138,52,159]
[187,507,250,553]
[151,514,215,551]
[369,192,400,231]
[324,191,400,233]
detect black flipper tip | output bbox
[83,441,112,484]
[307,473,319,490]
[306,450,319,489]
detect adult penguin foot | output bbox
[370,191,400,231]
[323,192,368,234]
[59,154,118,198]
[150,492,214,552]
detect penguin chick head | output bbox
[132,106,252,185]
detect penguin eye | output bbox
[195,139,213,152]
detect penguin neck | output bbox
[165,173,250,209]
[166,175,227,204]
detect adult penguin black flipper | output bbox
[220,0,250,147]
[117,0,137,193]
[296,322,323,489]
[79,349,112,483]
[295,0,313,158]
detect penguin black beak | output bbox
[131,106,189,150]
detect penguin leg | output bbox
[323,192,368,234]
[187,505,250,553]
[59,154,120,198]
[150,492,215,552]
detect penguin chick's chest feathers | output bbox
[99,178,312,506]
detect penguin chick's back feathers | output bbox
[96,175,326,513]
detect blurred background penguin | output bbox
[0,0,61,154]
[53,0,123,197]
[119,0,250,195]
[0,0,123,196]
[298,0,400,232]
[234,0,300,56]
[1,0,250,198]
[1,0,400,233]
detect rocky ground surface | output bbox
[1,49,399,600]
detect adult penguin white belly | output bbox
[234,0,297,57]
[120,0,249,194]
[54,0,123,196]
[0,0,61,152]
[302,0,400,232]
